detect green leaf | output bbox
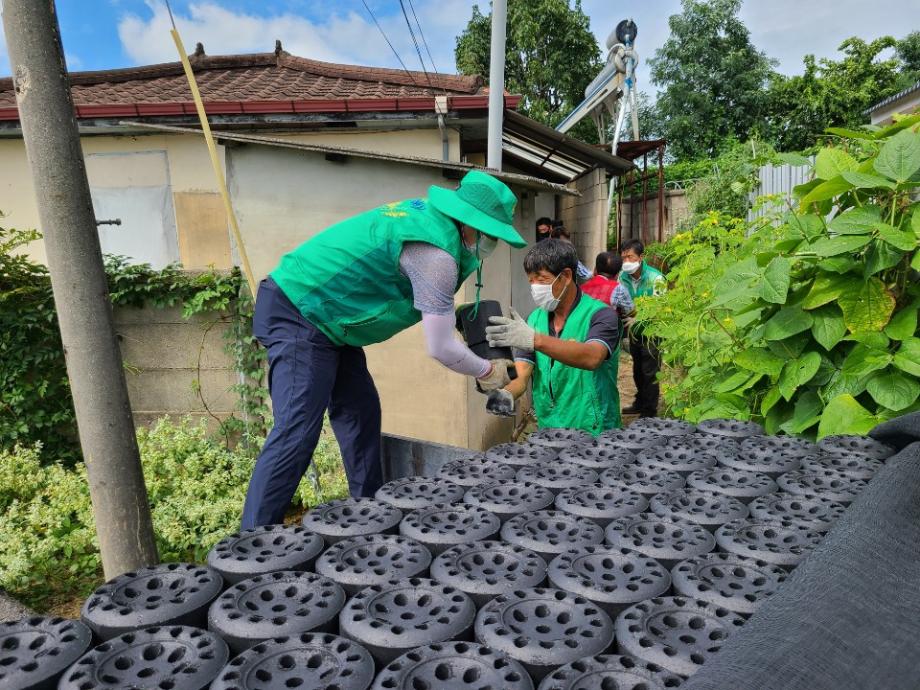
[817,256,858,274]
[808,234,872,257]
[760,256,791,304]
[867,370,920,411]
[811,305,847,351]
[884,306,918,341]
[912,210,920,239]
[828,206,881,235]
[874,129,920,182]
[823,371,870,400]
[837,277,895,334]
[877,223,918,251]
[844,331,890,349]
[825,126,875,140]
[786,213,825,240]
[778,351,821,401]
[760,386,783,416]
[763,306,814,341]
[767,331,812,359]
[817,394,879,439]
[912,251,920,272]
[841,343,892,378]
[840,171,897,189]
[714,370,754,394]
[781,390,823,434]
[776,152,813,166]
[735,348,785,378]
[893,338,920,377]
[802,273,854,309]
[800,176,854,206]
[864,241,904,277]
[815,148,859,180]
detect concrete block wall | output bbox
[618,190,689,247]
[560,168,608,267]
[113,303,239,428]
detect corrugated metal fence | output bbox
[748,160,815,222]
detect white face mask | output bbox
[622,260,641,274]
[476,234,498,259]
[531,273,567,312]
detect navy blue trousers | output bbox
[241,277,383,529]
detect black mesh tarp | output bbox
[682,413,920,690]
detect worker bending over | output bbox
[242,171,526,528]
[484,239,622,434]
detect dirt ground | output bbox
[619,350,641,427]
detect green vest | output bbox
[528,293,622,435]
[271,198,480,347]
[620,261,665,300]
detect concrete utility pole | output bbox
[486,0,507,171]
[2,0,158,577]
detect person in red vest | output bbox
[581,252,634,321]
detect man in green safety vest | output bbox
[483,239,622,435]
[241,170,526,528]
[619,238,666,418]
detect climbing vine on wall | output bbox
[0,225,267,464]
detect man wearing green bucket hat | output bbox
[241,170,526,528]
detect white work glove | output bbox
[486,389,516,417]
[624,315,637,329]
[476,359,513,392]
[486,309,535,350]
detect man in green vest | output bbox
[619,238,666,418]
[241,170,526,529]
[483,239,622,435]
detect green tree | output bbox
[763,37,902,151]
[649,0,775,160]
[896,31,920,85]
[455,0,601,140]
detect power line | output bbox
[397,0,436,94]
[406,0,441,78]
[359,0,420,87]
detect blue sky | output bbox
[1,0,917,93]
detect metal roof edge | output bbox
[119,121,579,197]
[865,81,920,115]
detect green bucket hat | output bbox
[428,170,527,248]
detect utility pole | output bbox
[2,0,158,577]
[486,0,507,171]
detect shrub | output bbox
[640,115,920,438]
[0,416,348,610]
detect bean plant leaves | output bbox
[840,171,896,190]
[767,331,811,359]
[837,277,895,334]
[800,176,854,206]
[876,223,917,251]
[884,305,918,341]
[822,371,870,400]
[781,391,823,434]
[893,338,920,377]
[913,211,920,239]
[763,306,814,341]
[867,370,920,411]
[827,206,880,235]
[841,343,892,378]
[778,351,821,401]
[815,148,859,180]
[874,129,920,182]
[714,370,754,393]
[786,213,824,240]
[760,386,782,415]
[735,348,785,378]
[864,241,904,277]
[817,256,858,274]
[825,126,875,140]
[760,256,791,304]
[808,234,872,257]
[802,274,854,309]
[810,305,847,351]
[818,394,879,439]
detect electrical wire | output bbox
[359,0,421,87]
[397,0,435,94]
[405,0,448,96]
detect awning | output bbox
[122,121,579,196]
[616,139,666,161]
[501,109,634,182]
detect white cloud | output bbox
[116,0,476,75]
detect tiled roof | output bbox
[0,47,486,110]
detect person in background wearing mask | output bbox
[536,216,554,242]
[483,239,622,434]
[242,170,526,528]
[619,238,666,418]
[550,226,593,282]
